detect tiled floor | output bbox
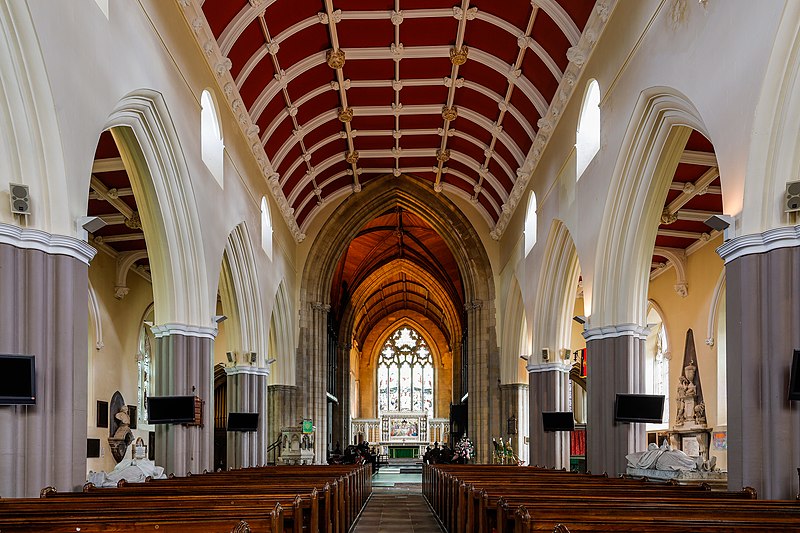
[352,465,444,532]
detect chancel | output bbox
[1,0,800,530]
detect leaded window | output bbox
[377,327,434,417]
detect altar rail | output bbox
[350,416,449,445]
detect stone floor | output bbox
[352,464,444,532]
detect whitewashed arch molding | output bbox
[705,271,726,347]
[88,280,104,350]
[104,90,210,327]
[532,219,581,363]
[593,88,709,328]
[0,2,70,232]
[114,250,149,300]
[221,222,267,363]
[743,2,800,233]
[652,246,688,298]
[269,279,295,385]
[501,275,529,384]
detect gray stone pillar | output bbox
[527,363,570,468]
[296,302,329,464]
[718,227,800,499]
[500,383,529,464]
[583,325,647,476]
[0,226,96,497]
[465,299,501,463]
[151,325,215,475]
[225,366,269,468]
[267,384,299,458]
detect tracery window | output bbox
[377,327,434,417]
[136,315,154,424]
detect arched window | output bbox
[261,196,272,260]
[201,90,224,187]
[576,80,600,179]
[645,304,670,429]
[136,307,155,424]
[524,191,537,256]
[377,327,434,417]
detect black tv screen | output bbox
[227,412,259,432]
[615,393,664,423]
[789,350,800,401]
[0,354,36,405]
[147,396,196,424]
[542,411,575,432]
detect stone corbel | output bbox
[114,250,148,300]
[653,246,689,297]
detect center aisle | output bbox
[352,463,444,533]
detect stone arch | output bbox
[533,219,582,359]
[218,222,266,360]
[593,88,710,328]
[501,275,528,384]
[299,174,498,462]
[742,4,800,233]
[268,279,295,386]
[104,90,210,327]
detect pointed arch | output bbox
[533,219,582,359]
[260,196,272,260]
[524,191,538,257]
[104,90,210,327]
[268,279,295,385]
[501,275,529,383]
[593,88,709,327]
[219,222,266,360]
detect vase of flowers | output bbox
[454,434,475,464]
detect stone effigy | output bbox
[88,438,166,487]
[625,440,724,484]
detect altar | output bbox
[350,411,449,455]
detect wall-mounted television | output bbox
[789,350,800,401]
[542,411,575,432]
[227,412,259,432]
[615,393,664,423]
[147,396,197,424]
[0,354,36,405]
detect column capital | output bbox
[0,222,97,265]
[151,323,218,339]
[310,301,331,312]
[224,365,270,377]
[526,361,571,374]
[464,299,483,311]
[582,323,649,342]
[717,224,800,263]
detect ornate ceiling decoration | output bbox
[181,0,614,242]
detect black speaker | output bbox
[87,438,101,458]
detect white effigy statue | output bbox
[626,440,698,472]
[88,437,167,487]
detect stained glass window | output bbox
[377,327,434,417]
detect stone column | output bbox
[465,299,501,463]
[225,366,269,468]
[151,325,215,476]
[267,384,298,458]
[0,225,96,497]
[718,227,800,499]
[583,325,647,476]
[527,363,570,468]
[296,301,329,464]
[500,383,529,465]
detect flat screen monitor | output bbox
[227,412,259,432]
[147,396,196,424]
[615,393,664,423]
[789,350,800,401]
[0,354,36,405]
[542,411,575,432]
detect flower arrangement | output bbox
[454,434,475,463]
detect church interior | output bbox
[2,0,800,529]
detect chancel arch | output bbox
[299,174,498,462]
[499,275,530,465]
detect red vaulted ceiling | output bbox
[201,0,596,230]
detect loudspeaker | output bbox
[9,183,30,215]
[785,181,800,212]
[541,348,550,362]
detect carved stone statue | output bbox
[674,329,706,429]
[108,391,134,463]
